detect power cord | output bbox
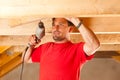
[20,46,29,80]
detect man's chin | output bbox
[53,36,65,41]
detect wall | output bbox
[81,58,120,80]
[1,58,120,80]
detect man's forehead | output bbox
[54,18,67,22]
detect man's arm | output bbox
[22,35,40,63]
[78,23,100,56]
[66,18,100,56]
[22,46,34,63]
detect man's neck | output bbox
[54,39,69,43]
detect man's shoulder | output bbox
[40,42,54,47]
[73,42,85,45]
[42,42,53,45]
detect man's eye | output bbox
[59,23,64,26]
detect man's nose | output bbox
[54,25,59,30]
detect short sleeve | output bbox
[31,46,42,62]
[77,42,94,64]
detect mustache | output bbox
[53,31,61,33]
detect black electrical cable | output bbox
[20,46,29,80]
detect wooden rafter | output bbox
[0,52,22,67]
[94,51,120,58]
[0,56,21,77]
[0,17,120,35]
[0,46,11,54]
[0,0,120,18]
[0,33,120,45]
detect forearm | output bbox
[22,34,41,63]
[22,46,34,63]
[78,23,100,55]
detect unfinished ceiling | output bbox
[0,0,120,77]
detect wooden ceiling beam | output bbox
[99,44,120,51]
[94,51,120,58]
[0,17,120,35]
[0,52,22,67]
[0,33,119,45]
[0,0,120,18]
[0,56,21,77]
[70,33,120,44]
[0,46,11,54]
[0,35,120,51]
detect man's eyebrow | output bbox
[59,21,66,24]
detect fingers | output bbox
[29,34,40,46]
[65,17,80,27]
[36,39,41,44]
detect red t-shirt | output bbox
[31,41,94,80]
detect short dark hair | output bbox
[52,18,74,26]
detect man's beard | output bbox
[53,36,65,41]
[52,31,65,41]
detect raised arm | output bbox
[66,18,100,56]
[22,35,40,63]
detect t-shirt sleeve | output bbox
[77,42,94,63]
[31,46,42,63]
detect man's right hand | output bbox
[29,34,41,47]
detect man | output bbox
[23,17,100,80]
